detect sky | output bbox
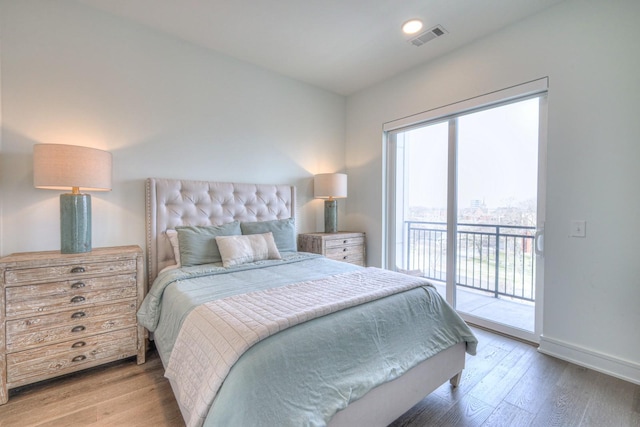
[400,97,540,211]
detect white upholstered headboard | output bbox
[145,178,296,288]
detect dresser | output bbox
[0,245,145,404]
[298,232,366,266]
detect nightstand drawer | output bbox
[4,259,136,285]
[5,274,137,318]
[326,253,364,266]
[298,232,366,266]
[7,327,138,387]
[326,244,365,259]
[6,300,137,352]
[324,236,365,248]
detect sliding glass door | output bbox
[385,80,547,342]
[389,121,449,279]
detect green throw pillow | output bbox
[240,218,296,252]
[176,221,242,266]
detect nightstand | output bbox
[298,232,366,266]
[0,245,145,404]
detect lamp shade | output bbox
[33,144,112,192]
[33,144,112,254]
[314,173,347,199]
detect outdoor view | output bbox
[393,97,540,331]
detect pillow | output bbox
[215,232,281,268]
[165,229,181,267]
[176,221,241,266]
[240,218,296,252]
[159,264,178,274]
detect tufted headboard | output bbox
[145,178,296,288]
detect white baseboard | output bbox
[538,335,640,385]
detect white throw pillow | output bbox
[166,229,181,267]
[215,232,281,268]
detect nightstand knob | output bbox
[71,325,86,333]
[70,296,86,303]
[70,266,86,273]
[71,282,85,289]
[71,311,86,319]
[72,341,86,348]
[72,355,87,362]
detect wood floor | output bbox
[1,327,638,426]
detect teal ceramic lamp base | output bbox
[60,193,92,254]
[324,199,338,233]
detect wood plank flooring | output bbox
[1,327,638,426]
[391,328,640,427]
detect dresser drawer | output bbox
[7,327,138,387]
[4,259,136,285]
[0,245,146,404]
[6,300,137,352]
[5,274,137,318]
[324,236,365,249]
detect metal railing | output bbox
[405,221,536,302]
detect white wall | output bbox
[345,0,640,383]
[0,0,346,256]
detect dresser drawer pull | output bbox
[70,266,86,273]
[71,325,86,333]
[72,341,86,348]
[343,248,347,252]
[72,355,87,362]
[71,282,85,289]
[70,296,86,303]
[71,311,86,319]
[343,240,348,244]
[343,256,348,260]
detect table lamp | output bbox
[33,144,112,254]
[314,173,347,233]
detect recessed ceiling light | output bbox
[402,19,424,35]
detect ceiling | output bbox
[75,0,564,95]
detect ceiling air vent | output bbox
[409,25,447,47]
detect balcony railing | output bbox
[405,221,536,302]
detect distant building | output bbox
[470,199,485,209]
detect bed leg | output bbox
[449,371,462,387]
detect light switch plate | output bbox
[570,220,586,237]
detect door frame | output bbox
[383,78,548,343]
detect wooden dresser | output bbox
[298,232,366,266]
[0,245,145,404]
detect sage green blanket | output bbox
[137,253,477,426]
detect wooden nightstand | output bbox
[298,232,366,266]
[0,245,145,404]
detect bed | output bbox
[138,177,477,427]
